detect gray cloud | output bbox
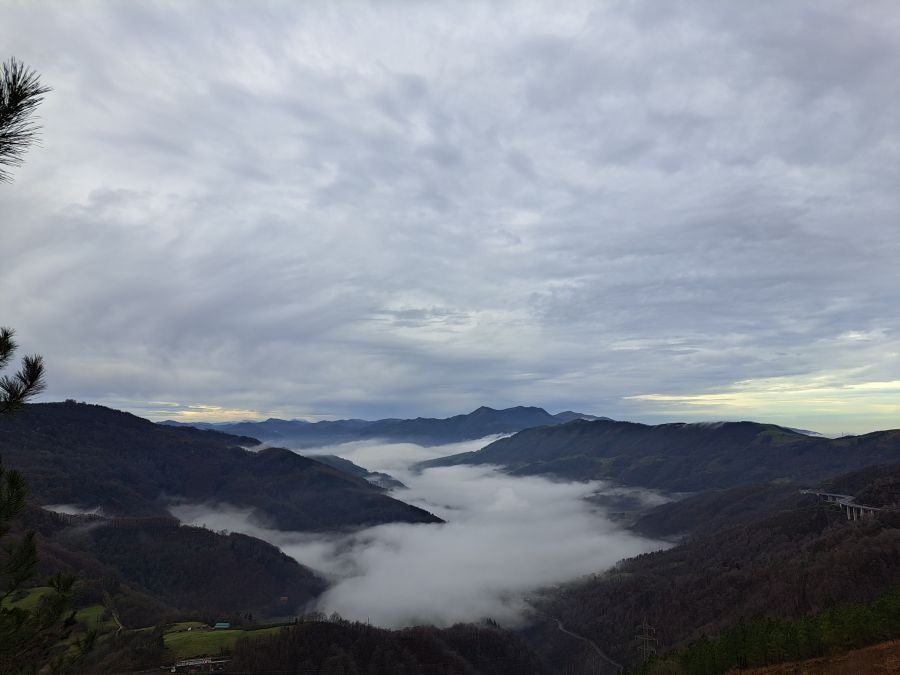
[1,1,898,433]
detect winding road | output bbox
[538,612,623,674]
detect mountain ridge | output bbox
[417,418,900,492]
[0,402,441,531]
[161,405,605,447]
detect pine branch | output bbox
[0,57,51,182]
[0,354,45,414]
[0,328,15,371]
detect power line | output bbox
[636,618,658,663]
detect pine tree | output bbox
[0,326,86,672]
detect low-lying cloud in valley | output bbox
[171,437,668,627]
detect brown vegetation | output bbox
[735,638,900,674]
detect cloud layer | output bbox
[2,1,898,433]
[172,438,667,626]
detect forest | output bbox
[13,505,325,627]
[537,482,900,669]
[0,401,440,530]
[228,617,550,674]
[643,582,900,674]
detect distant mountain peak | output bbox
[553,410,611,423]
[468,405,549,416]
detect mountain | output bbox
[0,402,441,531]
[630,483,802,540]
[19,507,325,623]
[526,461,900,671]
[161,406,601,448]
[819,459,900,509]
[531,469,900,670]
[355,406,582,445]
[418,418,900,492]
[625,456,900,541]
[307,454,407,490]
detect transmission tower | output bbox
[636,618,657,663]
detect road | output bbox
[546,614,624,674]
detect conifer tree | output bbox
[0,326,89,672]
[0,59,92,670]
[0,327,79,672]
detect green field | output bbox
[1,586,53,611]
[73,603,116,630]
[164,626,283,659]
[3,589,112,630]
[5,587,287,662]
[165,621,208,633]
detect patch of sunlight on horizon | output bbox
[135,401,350,424]
[627,375,900,435]
[140,402,268,423]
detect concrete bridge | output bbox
[801,490,882,521]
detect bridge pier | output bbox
[844,504,877,521]
[800,490,880,521]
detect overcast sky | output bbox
[2,1,898,434]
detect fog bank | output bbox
[43,504,105,517]
[172,437,668,627]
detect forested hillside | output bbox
[311,454,407,489]
[422,419,900,492]
[0,402,440,530]
[630,483,801,539]
[228,617,550,674]
[820,460,900,509]
[15,507,325,624]
[531,468,900,670]
[643,584,900,674]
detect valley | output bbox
[2,402,898,673]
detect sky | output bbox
[1,1,898,435]
[170,437,668,627]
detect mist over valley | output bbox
[2,400,900,673]
[172,436,670,628]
